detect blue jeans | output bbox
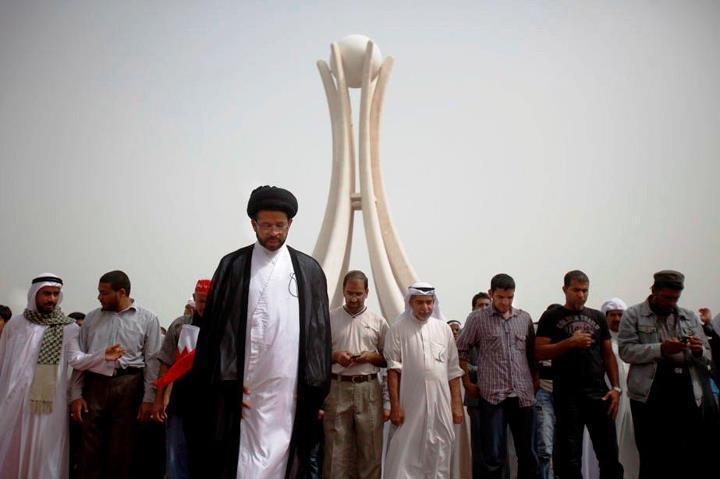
[478,397,539,479]
[468,405,511,479]
[166,414,190,479]
[534,389,555,479]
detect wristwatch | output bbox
[612,386,622,394]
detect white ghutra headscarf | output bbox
[401,281,446,322]
[26,273,64,312]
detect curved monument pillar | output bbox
[313,35,418,321]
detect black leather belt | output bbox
[113,367,143,377]
[331,373,378,383]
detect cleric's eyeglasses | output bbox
[256,222,289,232]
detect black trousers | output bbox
[553,390,623,479]
[630,364,707,479]
[467,405,484,479]
[468,404,514,479]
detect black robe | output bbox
[189,244,331,479]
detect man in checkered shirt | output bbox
[457,273,539,479]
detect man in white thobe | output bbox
[384,282,465,479]
[190,185,331,479]
[0,274,123,479]
[238,233,300,477]
[582,298,639,479]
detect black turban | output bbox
[246,185,298,219]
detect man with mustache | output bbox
[619,270,716,479]
[190,185,331,479]
[0,273,123,478]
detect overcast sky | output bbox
[1,0,718,326]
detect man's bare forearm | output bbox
[155,363,169,400]
[459,359,474,389]
[603,343,620,388]
[388,369,401,409]
[369,352,387,367]
[535,339,573,360]
[449,377,462,407]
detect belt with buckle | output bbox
[331,373,378,384]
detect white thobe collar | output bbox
[343,305,367,318]
[411,314,430,324]
[254,241,286,259]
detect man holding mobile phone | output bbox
[619,270,716,479]
[324,270,389,479]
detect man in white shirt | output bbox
[324,270,389,479]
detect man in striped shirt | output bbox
[457,273,539,479]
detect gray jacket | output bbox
[618,299,710,403]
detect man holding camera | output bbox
[619,270,716,479]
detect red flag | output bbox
[156,324,199,387]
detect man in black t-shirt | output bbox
[535,270,623,479]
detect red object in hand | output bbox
[156,349,196,388]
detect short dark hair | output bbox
[490,274,515,292]
[0,305,12,321]
[68,312,85,321]
[343,270,368,289]
[99,270,131,295]
[564,270,589,287]
[471,292,491,308]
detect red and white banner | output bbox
[156,324,200,387]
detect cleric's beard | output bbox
[257,234,285,251]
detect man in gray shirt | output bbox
[70,270,162,479]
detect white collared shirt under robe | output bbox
[237,242,300,478]
[383,314,464,479]
[582,335,639,479]
[0,315,116,479]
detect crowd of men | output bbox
[0,185,718,479]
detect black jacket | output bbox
[189,244,331,479]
